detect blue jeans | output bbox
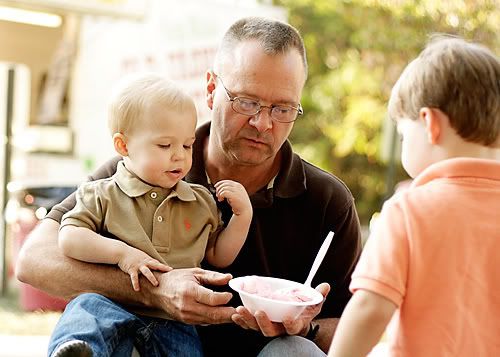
[48,293,203,357]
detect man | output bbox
[16,17,362,356]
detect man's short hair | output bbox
[388,35,500,146]
[214,16,308,78]
[107,73,196,136]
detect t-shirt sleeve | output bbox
[60,182,105,232]
[45,156,121,223]
[350,197,409,307]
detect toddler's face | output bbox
[124,103,197,189]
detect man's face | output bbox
[209,40,306,166]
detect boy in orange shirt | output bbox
[329,36,500,356]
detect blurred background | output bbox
[0,0,498,355]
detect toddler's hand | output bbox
[214,180,252,217]
[118,247,172,291]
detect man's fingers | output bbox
[231,313,250,329]
[151,268,237,325]
[235,306,260,330]
[196,269,232,286]
[178,301,235,325]
[201,305,236,325]
[194,284,232,306]
[254,311,285,337]
[282,318,305,336]
[315,282,330,298]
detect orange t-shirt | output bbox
[351,158,500,356]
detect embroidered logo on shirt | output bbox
[184,218,191,231]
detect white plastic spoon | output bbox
[304,231,335,287]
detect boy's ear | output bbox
[419,107,442,145]
[113,133,128,156]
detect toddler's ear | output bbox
[419,107,443,145]
[113,133,128,156]
[205,70,216,110]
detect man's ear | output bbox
[113,133,128,156]
[206,70,216,110]
[419,107,442,145]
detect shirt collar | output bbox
[114,161,197,201]
[205,171,277,190]
[411,157,500,188]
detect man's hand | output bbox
[151,268,236,325]
[231,283,330,337]
[118,246,171,291]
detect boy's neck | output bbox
[439,141,500,161]
[439,138,500,161]
[433,117,500,162]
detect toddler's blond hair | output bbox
[108,73,196,136]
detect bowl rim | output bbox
[228,275,324,307]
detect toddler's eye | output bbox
[158,144,170,149]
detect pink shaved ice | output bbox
[239,276,312,302]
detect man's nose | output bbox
[248,107,273,132]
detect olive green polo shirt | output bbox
[61,161,223,269]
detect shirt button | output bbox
[150,192,157,199]
[157,216,163,222]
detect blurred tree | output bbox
[274,0,500,223]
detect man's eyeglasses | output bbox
[215,76,303,123]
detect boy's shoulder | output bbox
[75,176,120,197]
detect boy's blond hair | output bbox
[107,73,196,135]
[388,35,500,147]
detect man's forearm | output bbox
[15,219,154,307]
[315,317,338,353]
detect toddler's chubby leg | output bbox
[48,293,138,357]
[139,318,203,357]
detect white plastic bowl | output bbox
[229,275,324,322]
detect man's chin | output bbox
[223,141,273,165]
[230,150,272,166]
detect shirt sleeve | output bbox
[60,182,105,232]
[45,156,121,223]
[350,197,409,306]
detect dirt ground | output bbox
[0,278,61,335]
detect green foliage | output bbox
[276,0,500,223]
